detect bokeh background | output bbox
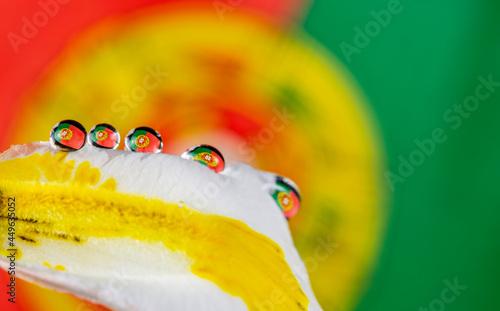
[0,1,499,311]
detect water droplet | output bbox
[50,120,87,152]
[181,144,225,173]
[124,126,163,153]
[87,123,120,149]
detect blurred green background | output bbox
[305,1,500,310]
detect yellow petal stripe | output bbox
[0,152,308,310]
